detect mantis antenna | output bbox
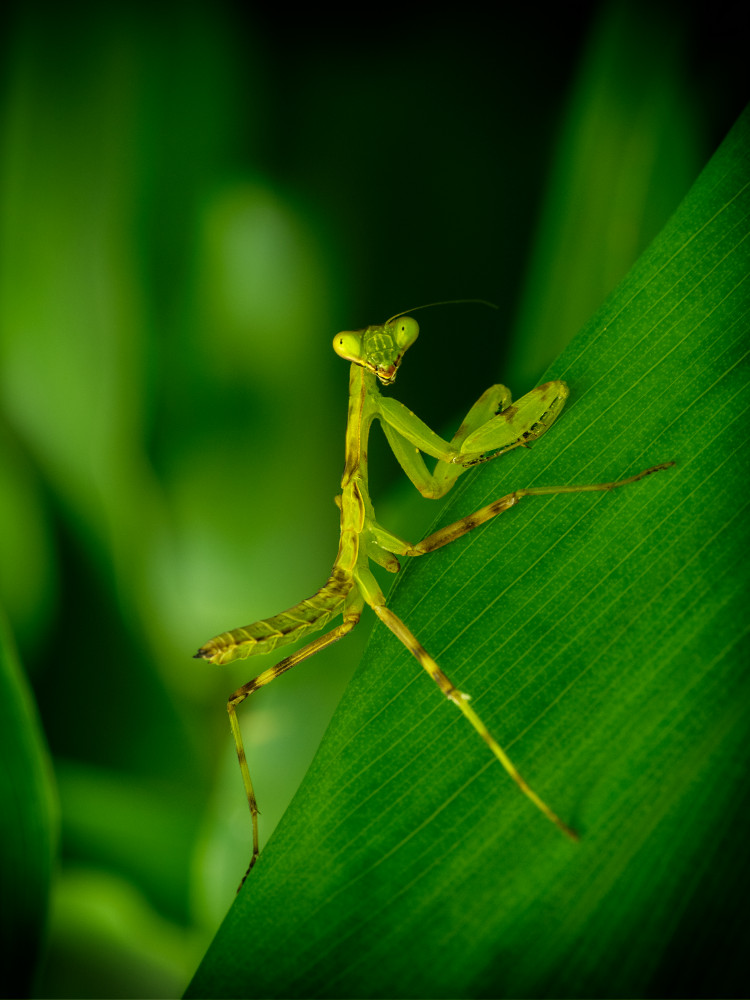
[385,299,499,324]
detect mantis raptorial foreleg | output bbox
[381,384,511,498]
[379,381,568,499]
[196,301,675,885]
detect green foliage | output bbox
[0,613,57,997]
[186,109,750,999]
[507,0,702,389]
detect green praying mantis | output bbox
[195,301,674,883]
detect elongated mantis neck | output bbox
[341,363,380,494]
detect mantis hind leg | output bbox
[353,565,575,838]
[370,601,578,840]
[228,604,363,889]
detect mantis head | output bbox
[333,316,419,385]
[332,300,497,385]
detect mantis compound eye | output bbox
[333,331,363,364]
[393,316,419,351]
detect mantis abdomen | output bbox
[195,570,353,666]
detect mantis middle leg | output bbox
[370,462,675,559]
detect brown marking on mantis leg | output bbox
[404,462,675,560]
[370,603,577,841]
[228,612,361,890]
[407,494,520,556]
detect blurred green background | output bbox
[0,0,745,996]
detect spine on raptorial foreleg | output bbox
[194,569,353,665]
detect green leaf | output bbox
[0,612,57,997]
[187,106,750,999]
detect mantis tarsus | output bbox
[195,301,674,884]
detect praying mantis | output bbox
[195,301,674,883]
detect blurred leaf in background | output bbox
[505,0,702,390]
[0,0,745,997]
[0,613,57,998]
